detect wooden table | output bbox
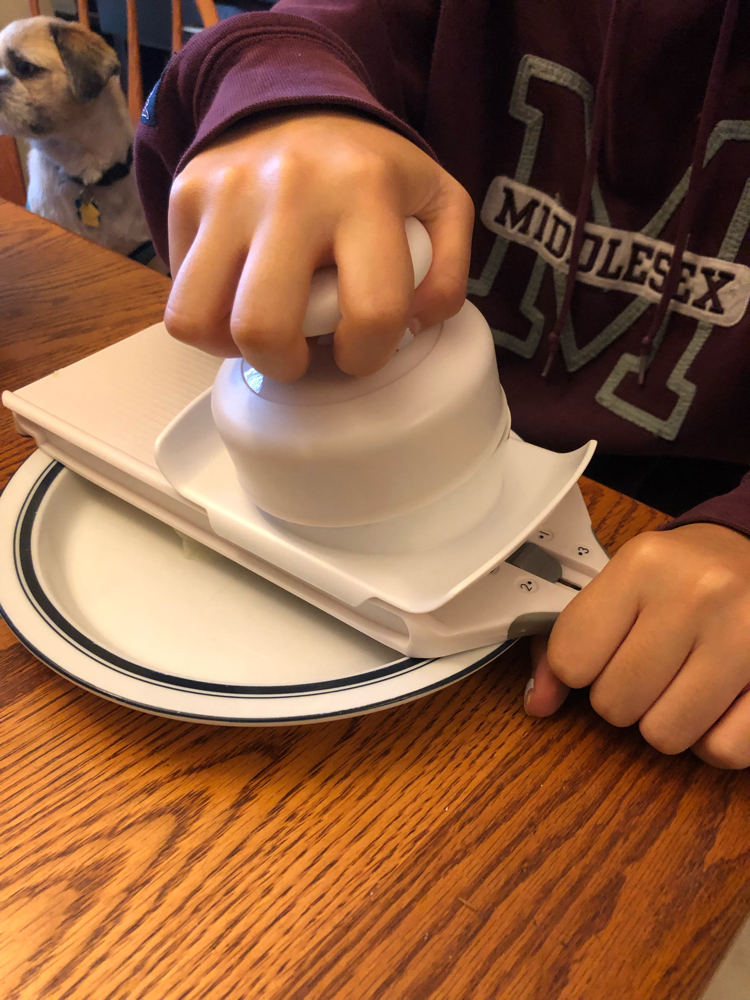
[1,200,748,1000]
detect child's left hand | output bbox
[525,522,750,769]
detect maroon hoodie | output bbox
[134,0,750,536]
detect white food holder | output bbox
[211,219,511,528]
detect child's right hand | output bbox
[165,110,474,381]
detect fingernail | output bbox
[524,676,535,708]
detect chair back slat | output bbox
[125,0,143,124]
[172,0,183,52]
[77,1,90,29]
[29,0,40,15]
[0,135,26,206]
[195,0,219,27]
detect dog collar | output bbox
[67,145,133,189]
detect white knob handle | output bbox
[301,217,433,338]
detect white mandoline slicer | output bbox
[2,219,607,657]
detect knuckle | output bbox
[453,181,476,223]
[589,686,635,728]
[338,149,395,192]
[715,747,750,770]
[230,319,278,354]
[639,716,689,756]
[256,145,392,209]
[619,531,666,572]
[213,162,251,192]
[346,298,409,335]
[169,170,204,210]
[545,635,588,688]
[164,306,204,346]
[175,159,256,210]
[697,730,750,770]
[230,317,302,367]
[430,273,467,318]
[690,565,738,604]
[338,355,388,378]
[712,746,750,770]
[264,149,315,197]
[270,143,395,197]
[165,308,231,357]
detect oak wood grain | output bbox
[1,200,748,1000]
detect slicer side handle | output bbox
[301,217,433,338]
[396,482,609,656]
[413,560,576,655]
[527,483,609,587]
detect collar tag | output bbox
[76,196,101,228]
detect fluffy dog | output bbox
[0,16,151,257]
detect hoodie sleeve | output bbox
[134,1,439,263]
[662,473,750,539]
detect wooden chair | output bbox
[0,0,218,205]
[0,137,25,206]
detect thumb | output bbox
[524,635,570,717]
[410,172,475,330]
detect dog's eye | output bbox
[12,57,45,80]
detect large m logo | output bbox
[468,54,750,441]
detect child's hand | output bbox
[165,110,474,381]
[525,523,750,769]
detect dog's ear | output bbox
[49,21,120,103]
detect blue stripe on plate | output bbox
[12,462,435,698]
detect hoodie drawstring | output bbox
[636,0,738,384]
[542,0,739,385]
[541,0,624,378]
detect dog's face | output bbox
[0,17,119,138]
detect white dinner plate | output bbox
[0,452,511,724]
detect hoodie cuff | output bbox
[659,471,750,538]
[184,18,433,171]
[135,13,432,263]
